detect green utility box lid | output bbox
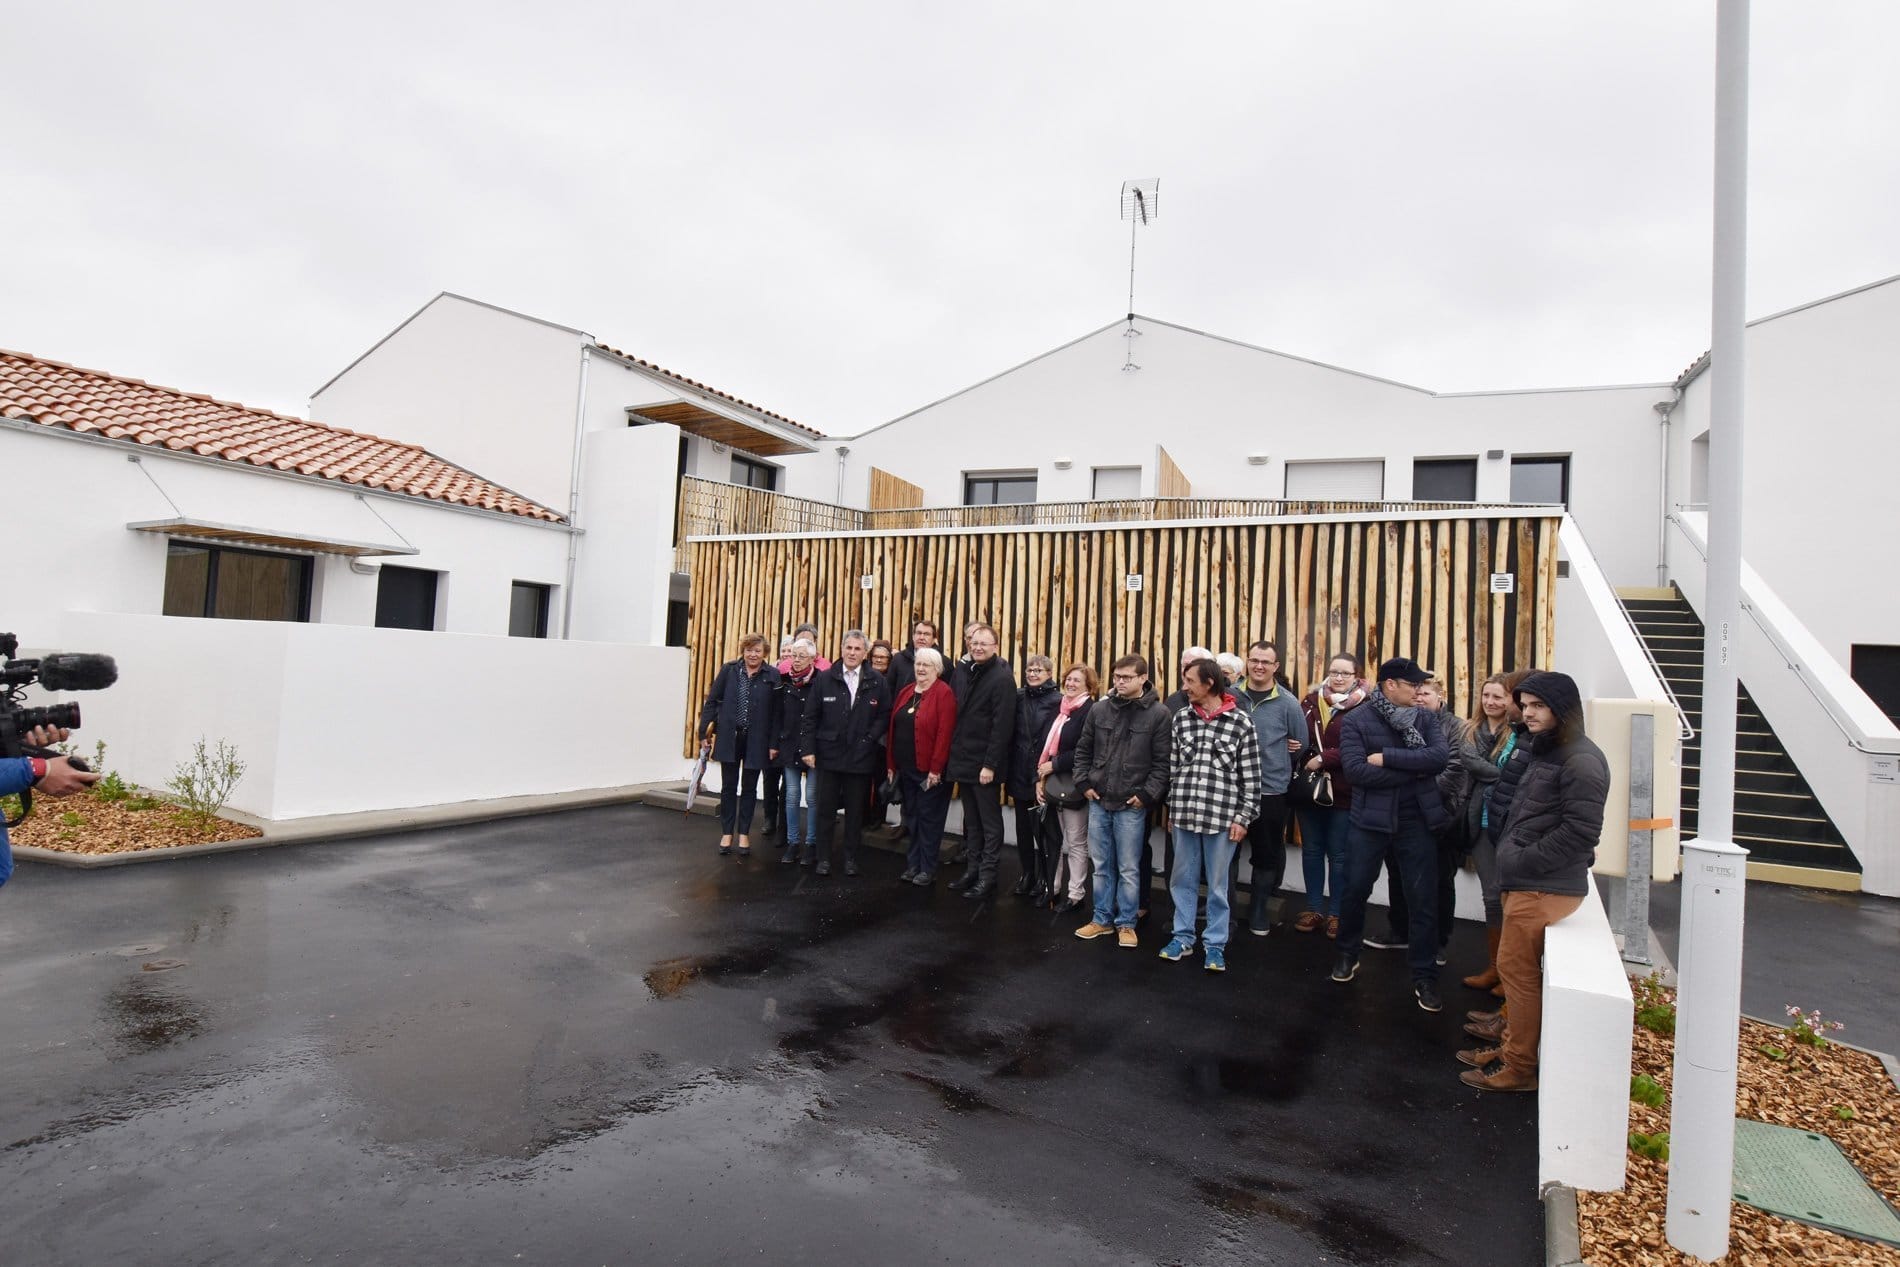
[1731,1117,1900,1248]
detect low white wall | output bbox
[52,611,686,821]
[1539,873,1635,1193]
[1669,513,1900,896]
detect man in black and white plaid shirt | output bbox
[1158,657,1263,972]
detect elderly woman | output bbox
[774,639,823,865]
[889,647,958,884]
[697,633,781,857]
[1007,655,1063,901]
[1036,664,1099,912]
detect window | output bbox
[1092,466,1142,500]
[375,565,440,631]
[963,471,1038,506]
[163,542,311,622]
[666,599,690,648]
[1412,457,1478,501]
[1284,460,1384,500]
[1851,645,1900,725]
[1510,455,1570,507]
[731,454,778,491]
[509,581,551,638]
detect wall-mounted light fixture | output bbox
[1486,449,1505,461]
[1246,453,1269,466]
[1053,457,1074,470]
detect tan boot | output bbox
[1456,1046,1502,1068]
[1462,926,1502,990]
[1460,1063,1537,1092]
[1463,1014,1506,1042]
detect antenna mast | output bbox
[1119,179,1159,372]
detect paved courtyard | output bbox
[1,804,1540,1265]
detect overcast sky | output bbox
[5,3,1897,436]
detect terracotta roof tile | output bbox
[0,349,565,523]
[591,340,827,440]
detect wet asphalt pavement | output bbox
[1,805,1539,1265]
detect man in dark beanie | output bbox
[1459,670,1608,1092]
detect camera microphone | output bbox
[36,653,119,692]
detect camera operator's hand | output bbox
[24,725,71,747]
[37,759,98,797]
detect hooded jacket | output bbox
[945,656,1017,782]
[1495,671,1608,897]
[1072,684,1172,807]
[1168,693,1264,834]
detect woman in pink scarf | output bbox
[1035,665,1100,913]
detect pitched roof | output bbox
[0,349,565,522]
[591,339,827,441]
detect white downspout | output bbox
[560,345,592,638]
[834,444,850,504]
[1654,389,1681,587]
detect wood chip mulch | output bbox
[1579,994,1900,1266]
[10,796,262,854]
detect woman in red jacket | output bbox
[889,647,958,885]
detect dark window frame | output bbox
[374,564,441,631]
[1510,454,1571,507]
[163,540,313,623]
[510,581,552,639]
[731,453,779,491]
[963,470,1039,506]
[1411,456,1479,502]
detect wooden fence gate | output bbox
[685,511,1562,752]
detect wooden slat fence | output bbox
[1156,446,1191,497]
[868,466,924,510]
[685,512,1562,753]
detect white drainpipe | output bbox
[560,345,592,638]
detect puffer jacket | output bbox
[1338,699,1451,833]
[946,656,1016,782]
[1072,685,1171,807]
[1496,671,1609,897]
[1007,680,1062,800]
[1485,725,1533,836]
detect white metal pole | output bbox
[1667,1,1751,1257]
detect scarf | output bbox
[785,662,816,688]
[1315,680,1370,727]
[1481,727,1520,829]
[1039,690,1089,765]
[1367,691,1427,749]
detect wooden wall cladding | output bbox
[684,513,1561,753]
[868,467,925,510]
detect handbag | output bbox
[880,774,902,806]
[1292,709,1335,808]
[1043,769,1084,810]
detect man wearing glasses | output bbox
[1233,640,1306,936]
[1071,654,1172,948]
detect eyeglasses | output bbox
[1110,672,1140,683]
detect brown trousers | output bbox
[1497,890,1585,1074]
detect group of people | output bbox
[698,617,1609,1092]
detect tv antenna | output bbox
[1119,179,1159,371]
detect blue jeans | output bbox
[1339,818,1440,981]
[1171,827,1239,950]
[782,766,816,845]
[1296,805,1352,916]
[1087,801,1146,928]
[900,769,951,876]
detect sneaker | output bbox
[1414,981,1443,1013]
[1075,922,1116,940]
[1204,946,1226,972]
[1158,938,1193,962]
[1117,927,1138,950]
[1364,932,1405,950]
[1435,949,1449,967]
[1330,953,1359,983]
[1249,921,1274,938]
[1294,911,1324,933]
[1325,916,1340,939]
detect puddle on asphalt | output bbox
[105,979,206,1056]
[643,944,784,999]
[1195,1177,1429,1264]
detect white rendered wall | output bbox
[1539,873,1635,1193]
[55,611,687,821]
[569,422,680,644]
[2,425,573,638]
[311,294,588,513]
[1668,276,1900,666]
[777,319,1671,588]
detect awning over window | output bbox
[627,401,816,457]
[127,517,418,558]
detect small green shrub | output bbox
[1632,970,1677,1035]
[1629,1074,1666,1107]
[1758,1043,1789,1063]
[1782,1005,1844,1049]
[58,810,85,828]
[1628,1130,1671,1162]
[124,795,164,812]
[166,737,246,837]
[1834,1104,1857,1121]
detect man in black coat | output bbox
[945,624,1015,899]
[799,630,892,877]
[1460,670,1609,1092]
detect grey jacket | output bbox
[1236,684,1306,796]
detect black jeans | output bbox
[759,765,783,829]
[812,770,872,866]
[1230,793,1290,903]
[717,759,761,834]
[1340,816,1440,981]
[899,769,950,876]
[1385,828,1464,949]
[960,780,1005,883]
[1012,801,1041,886]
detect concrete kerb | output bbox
[10,782,672,869]
[1538,1020,1900,1267]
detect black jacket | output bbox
[696,661,781,768]
[946,656,1016,782]
[1007,681,1062,800]
[775,672,818,770]
[799,662,892,776]
[1486,725,1533,837]
[1496,672,1608,897]
[1339,700,1451,833]
[1073,685,1171,807]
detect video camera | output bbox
[2,632,118,828]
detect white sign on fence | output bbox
[1490,573,1516,594]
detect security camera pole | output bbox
[1666,1,1750,1257]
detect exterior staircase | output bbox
[1622,591,1861,878]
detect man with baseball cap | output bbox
[1330,656,1454,1011]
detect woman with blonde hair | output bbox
[1036,663,1100,912]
